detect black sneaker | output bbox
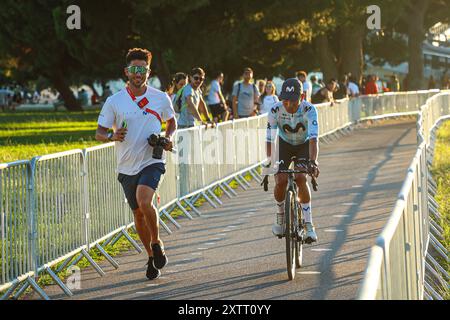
[151,243,168,269]
[146,257,161,280]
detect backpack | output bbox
[236,82,258,99]
[173,85,187,113]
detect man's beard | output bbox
[131,78,146,88]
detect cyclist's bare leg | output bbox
[295,173,315,235]
[274,173,288,202]
[295,173,311,204]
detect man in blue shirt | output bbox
[178,67,213,129]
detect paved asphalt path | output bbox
[28,119,418,300]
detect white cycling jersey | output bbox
[266,100,319,146]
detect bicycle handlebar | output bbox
[261,157,319,192]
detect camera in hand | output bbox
[147,134,170,159]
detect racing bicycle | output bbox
[262,157,318,280]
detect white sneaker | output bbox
[272,212,285,237]
[305,222,318,243]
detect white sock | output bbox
[276,201,285,214]
[301,202,312,223]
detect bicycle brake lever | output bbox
[261,175,269,192]
[311,177,318,192]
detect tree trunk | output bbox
[50,72,82,111]
[313,34,339,81]
[339,24,365,85]
[406,0,430,90]
[153,49,171,91]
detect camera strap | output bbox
[126,86,162,124]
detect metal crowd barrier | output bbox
[0,89,446,300]
[0,161,37,296]
[358,91,450,300]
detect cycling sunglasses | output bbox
[193,75,205,81]
[127,65,149,74]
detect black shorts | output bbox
[118,163,166,211]
[277,138,309,171]
[209,103,226,118]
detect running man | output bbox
[265,78,320,242]
[95,48,177,280]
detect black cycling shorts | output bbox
[118,163,166,211]
[209,103,226,118]
[277,138,309,171]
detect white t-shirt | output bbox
[260,95,279,114]
[207,79,221,105]
[98,86,175,175]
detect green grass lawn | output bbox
[430,120,450,298]
[0,110,102,163]
[0,110,171,163]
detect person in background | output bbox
[375,76,383,93]
[258,80,279,114]
[32,90,40,104]
[257,79,266,97]
[347,76,360,97]
[296,71,312,102]
[428,75,437,90]
[311,75,322,96]
[102,85,112,102]
[333,75,349,100]
[167,72,188,104]
[207,71,229,123]
[178,67,213,129]
[232,67,260,119]
[364,75,378,95]
[167,73,187,121]
[78,88,89,107]
[387,75,400,92]
[0,87,8,111]
[442,72,450,89]
[91,92,99,105]
[311,78,337,105]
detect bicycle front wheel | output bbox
[285,189,296,280]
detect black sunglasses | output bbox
[193,76,205,81]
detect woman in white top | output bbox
[258,81,279,114]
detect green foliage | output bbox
[0,1,448,95]
[430,120,450,299]
[365,31,409,66]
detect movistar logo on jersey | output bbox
[286,86,295,92]
[283,123,306,134]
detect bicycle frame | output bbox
[284,160,306,243]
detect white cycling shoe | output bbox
[305,222,318,243]
[272,212,285,237]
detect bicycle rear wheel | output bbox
[285,190,296,280]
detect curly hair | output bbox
[125,48,152,66]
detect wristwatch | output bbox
[107,132,114,142]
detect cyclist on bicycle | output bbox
[265,78,320,242]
